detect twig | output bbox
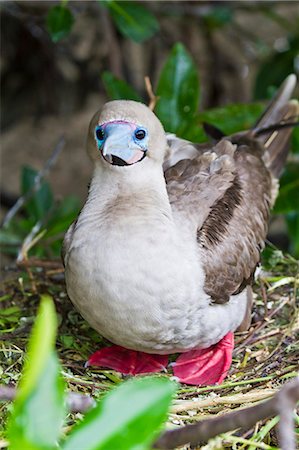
[145,76,159,111]
[0,385,95,414]
[1,137,65,228]
[171,389,276,414]
[16,257,64,270]
[234,297,289,355]
[154,376,299,449]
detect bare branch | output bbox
[17,258,64,270]
[0,385,95,414]
[145,76,159,111]
[1,137,65,228]
[154,376,299,449]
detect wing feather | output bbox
[165,136,272,304]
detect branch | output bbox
[145,76,159,111]
[1,137,65,228]
[154,376,299,449]
[0,385,95,414]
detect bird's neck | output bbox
[84,163,172,222]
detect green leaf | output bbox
[8,295,65,450]
[21,166,54,222]
[273,162,299,214]
[105,1,159,43]
[46,5,74,43]
[286,212,299,258]
[45,196,80,237]
[199,103,264,137]
[155,43,200,137]
[102,71,142,101]
[254,35,299,100]
[291,126,299,154]
[201,6,233,30]
[62,377,176,450]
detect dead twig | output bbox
[16,258,64,270]
[154,376,299,450]
[1,137,65,228]
[145,76,159,111]
[0,385,95,414]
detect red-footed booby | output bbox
[63,75,298,385]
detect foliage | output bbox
[46,4,74,43]
[102,0,159,43]
[46,0,159,44]
[6,296,176,450]
[0,166,80,258]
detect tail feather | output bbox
[252,74,298,177]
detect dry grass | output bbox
[0,249,298,449]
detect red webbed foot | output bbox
[87,345,169,375]
[173,332,234,385]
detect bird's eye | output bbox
[134,129,146,140]
[96,127,105,141]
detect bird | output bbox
[62,75,298,385]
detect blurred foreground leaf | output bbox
[46,5,74,43]
[104,0,159,43]
[102,71,142,101]
[62,377,175,450]
[6,297,175,449]
[8,295,65,450]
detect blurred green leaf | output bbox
[8,295,65,450]
[62,377,176,450]
[273,162,299,214]
[104,1,159,43]
[254,35,299,99]
[102,71,142,101]
[199,103,264,137]
[291,126,299,154]
[286,212,299,257]
[45,196,80,238]
[261,246,286,270]
[156,43,200,138]
[202,6,233,30]
[21,166,54,222]
[46,5,74,43]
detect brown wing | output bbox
[165,137,272,304]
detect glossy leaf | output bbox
[102,71,142,101]
[156,43,200,138]
[254,35,299,100]
[286,212,299,258]
[105,1,159,43]
[199,103,264,138]
[46,5,74,43]
[291,126,299,154]
[21,166,54,222]
[62,377,176,450]
[8,296,65,450]
[273,162,299,214]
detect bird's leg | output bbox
[172,332,234,385]
[86,345,169,375]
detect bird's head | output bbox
[87,100,168,169]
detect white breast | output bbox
[64,168,246,354]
